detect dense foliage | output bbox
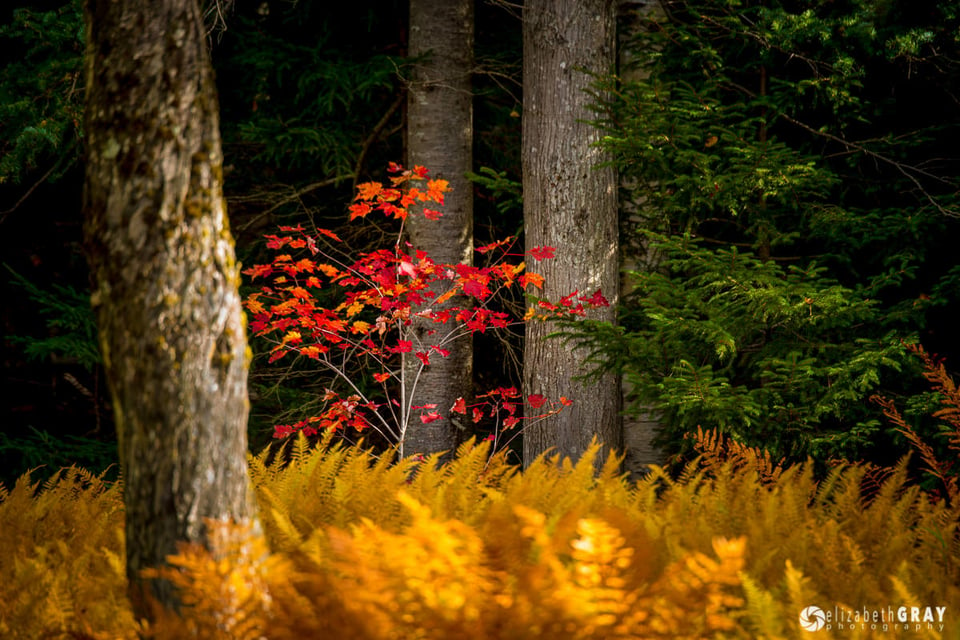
[570,0,960,465]
[2,0,960,476]
[4,1,960,635]
[0,1,82,187]
[241,164,595,453]
[2,435,958,639]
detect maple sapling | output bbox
[243,163,608,456]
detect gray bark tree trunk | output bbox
[404,0,474,457]
[522,0,622,467]
[618,0,665,477]
[82,0,258,618]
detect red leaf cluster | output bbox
[242,164,599,443]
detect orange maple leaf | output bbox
[349,202,373,220]
[299,345,322,360]
[242,263,273,279]
[476,237,516,254]
[350,320,371,334]
[356,182,383,201]
[519,272,545,289]
[317,228,341,242]
[426,179,449,202]
[244,296,265,315]
[497,262,524,286]
[381,188,402,202]
[434,286,459,305]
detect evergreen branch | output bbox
[692,234,823,261]
[725,80,960,218]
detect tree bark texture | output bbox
[404,0,474,457]
[82,0,257,616]
[618,0,665,476]
[522,0,622,467]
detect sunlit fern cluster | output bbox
[2,430,959,639]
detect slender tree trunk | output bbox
[82,0,257,617]
[522,0,622,467]
[404,0,474,457]
[618,0,665,476]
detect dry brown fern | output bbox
[872,343,960,500]
[687,426,785,485]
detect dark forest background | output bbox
[4,0,960,490]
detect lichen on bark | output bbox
[82,0,258,619]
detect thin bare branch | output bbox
[725,79,960,217]
[0,150,74,223]
[352,91,406,191]
[235,174,353,232]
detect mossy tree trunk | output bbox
[82,0,258,618]
[521,0,622,467]
[404,0,474,457]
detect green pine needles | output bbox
[571,0,960,466]
[572,233,908,462]
[5,265,100,371]
[0,1,83,187]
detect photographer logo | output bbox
[800,606,826,631]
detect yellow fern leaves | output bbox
[145,494,746,640]
[3,437,960,638]
[0,468,139,640]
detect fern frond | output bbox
[739,571,786,639]
[691,426,785,484]
[145,519,273,640]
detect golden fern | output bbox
[7,427,960,638]
[144,518,274,640]
[872,342,960,500]
[689,425,785,484]
[0,467,137,640]
[734,571,786,639]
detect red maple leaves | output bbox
[527,246,555,261]
[242,163,609,444]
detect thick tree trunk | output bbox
[404,0,474,457]
[82,0,257,617]
[522,0,622,467]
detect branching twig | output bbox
[235,174,353,231]
[0,149,74,223]
[235,93,405,231]
[725,79,960,217]
[352,91,406,191]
